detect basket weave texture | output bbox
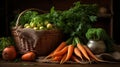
[12,8,63,56]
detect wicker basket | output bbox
[12,8,63,56]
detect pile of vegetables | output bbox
[11,1,98,44]
[11,2,97,39]
[11,10,54,30]
[42,2,102,64]
[43,28,113,64]
[22,12,55,30]
[24,20,53,30]
[44,37,102,64]
[0,37,36,61]
[43,2,114,64]
[9,1,114,63]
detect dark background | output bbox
[113,0,120,44]
[0,0,120,44]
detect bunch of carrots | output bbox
[44,37,103,64]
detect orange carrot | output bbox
[45,42,67,59]
[77,43,90,61]
[51,56,62,61]
[74,47,83,60]
[60,54,67,64]
[71,55,91,64]
[63,45,74,63]
[54,42,67,52]
[83,45,102,62]
[52,45,68,57]
[71,55,81,63]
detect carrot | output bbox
[54,42,67,52]
[74,47,83,60]
[21,51,36,61]
[77,43,90,61]
[74,37,90,61]
[51,56,62,61]
[52,45,68,57]
[44,42,67,59]
[71,55,81,63]
[83,45,102,62]
[71,55,91,64]
[63,45,74,63]
[60,54,67,64]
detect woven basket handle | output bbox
[15,8,46,27]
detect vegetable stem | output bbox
[74,37,81,44]
[66,37,73,45]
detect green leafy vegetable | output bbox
[11,11,39,26]
[46,2,98,43]
[19,11,39,26]
[85,28,114,52]
[85,28,108,40]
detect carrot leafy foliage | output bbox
[46,2,98,43]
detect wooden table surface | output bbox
[0,62,120,67]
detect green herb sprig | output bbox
[0,37,15,55]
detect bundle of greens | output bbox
[46,2,98,43]
[85,28,108,40]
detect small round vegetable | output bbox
[24,23,29,28]
[21,51,36,61]
[2,46,17,60]
[30,22,36,28]
[33,27,38,30]
[39,26,44,30]
[47,23,53,29]
[25,25,31,28]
